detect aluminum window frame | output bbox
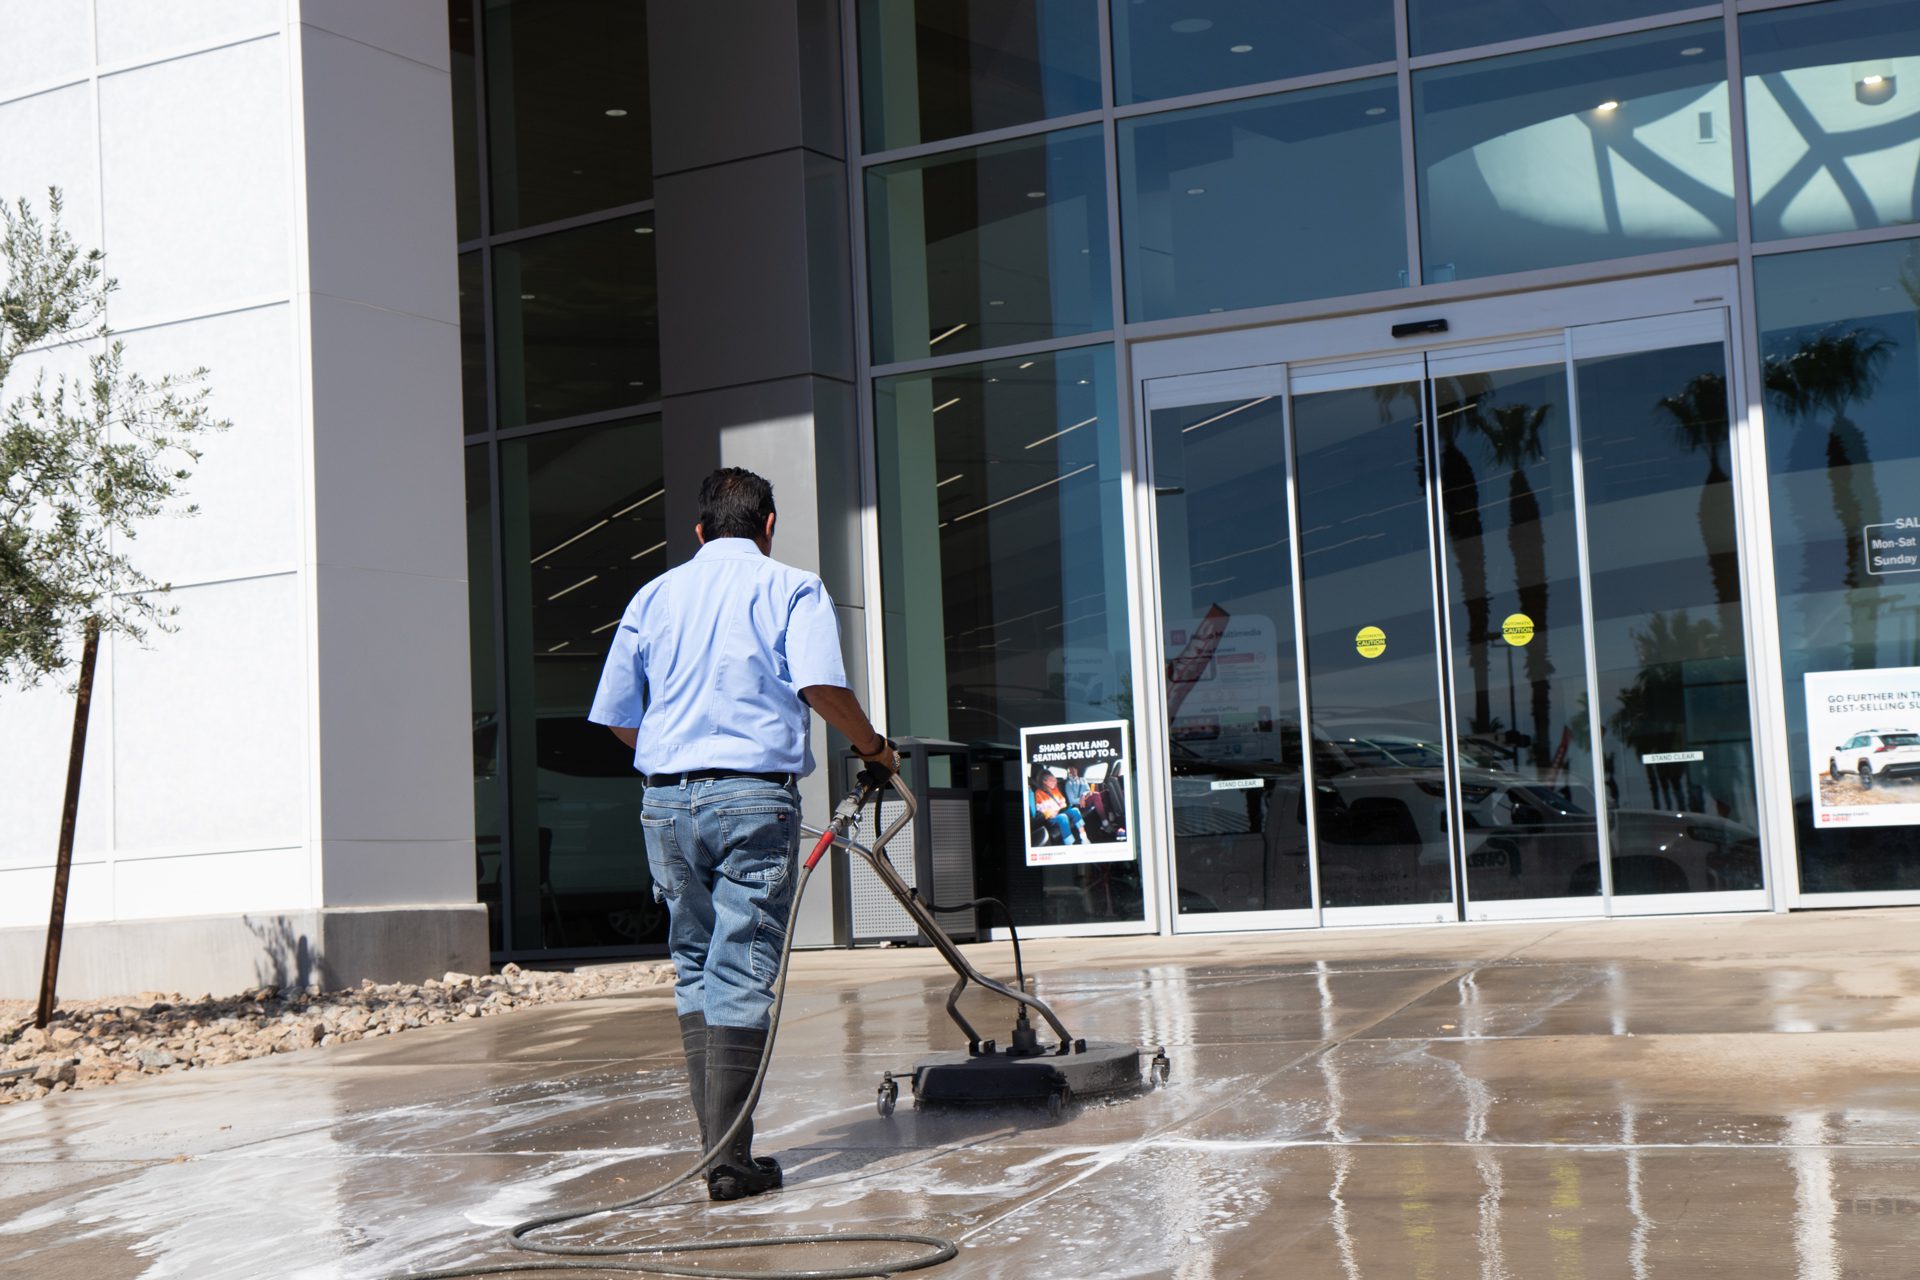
[840,0,1920,933]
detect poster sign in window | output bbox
[1020,720,1132,867]
[1806,667,1920,829]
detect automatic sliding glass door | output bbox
[1146,302,1770,931]
[1289,361,1460,923]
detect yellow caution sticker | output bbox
[1501,613,1536,647]
[1355,626,1386,659]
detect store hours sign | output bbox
[1866,518,1920,576]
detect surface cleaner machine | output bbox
[805,766,1170,1118]
[405,765,1168,1279]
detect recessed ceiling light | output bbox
[1862,73,1887,86]
[989,299,1005,306]
[520,293,536,300]
[1365,106,1388,116]
[1596,100,1621,112]
[1019,361,1036,369]
[1186,186,1206,195]
[1026,190,1047,199]
[933,397,961,413]
[1680,46,1705,57]
[628,380,646,387]
[605,108,628,117]
[634,226,653,235]
[1170,18,1213,33]
[1077,379,1090,385]
[1230,44,1253,54]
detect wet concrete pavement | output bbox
[5,909,1920,1278]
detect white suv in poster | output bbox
[1806,667,1920,828]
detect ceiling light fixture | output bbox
[1171,18,1212,33]
[1183,395,1275,435]
[1365,106,1387,116]
[936,473,964,488]
[610,489,664,518]
[634,226,654,234]
[1230,44,1253,53]
[604,108,628,117]
[952,463,1096,523]
[933,396,961,413]
[1186,186,1206,195]
[1596,100,1621,112]
[1680,46,1705,57]
[629,539,668,561]
[591,619,621,635]
[1862,73,1887,86]
[1025,416,1098,449]
[1018,361,1036,370]
[929,322,969,346]
[520,293,536,300]
[1026,190,1047,199]
[547,574,599,601]
[532,518,609,563]
[989,299,1005,306]
[547,641,571,652]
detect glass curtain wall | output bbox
[854,0,1920,919]
[453,0,665,958]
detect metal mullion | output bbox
[494,401,664,441]
[1563,341,1617,913]
[1395,0,1422,291]
[1280,371,1325,928]
[859,111,1107,169]
[842,0,892,954]
[1417,370,1468,920]
[470,0,491,245]
[1728,262,1798,909]
[484,432,515,957]
[1407,6,1724,71]
[1723,0,1794,911]
[1725,0,1755,255]
[1750,224,1920,256]
[1117,244,1741,344]
[1735,0,1832,13]
[483,199,656,248]
[1097,0,1162,934]
[870,331,1117,380]
[1109,61,1401,121]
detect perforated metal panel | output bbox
[849,795,977,942]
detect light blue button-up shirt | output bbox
[588,538,848,776]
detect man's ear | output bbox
[763,512,777,542]
[694,522,706,545]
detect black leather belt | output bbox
[644,769,796,788]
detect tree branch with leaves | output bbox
[1,189,229,1026]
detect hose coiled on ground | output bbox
[395,795,958,1280]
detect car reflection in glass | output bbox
[1169,718,1762,912]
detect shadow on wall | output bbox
[244,915,318,992]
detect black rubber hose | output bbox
[393,828,958,1280]
[913,895,1024,993]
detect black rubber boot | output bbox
[677,1011,708,1151]
[705,1024,782,1201]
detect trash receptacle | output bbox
[837,737,979,946]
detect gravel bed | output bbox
[0,960,674,1106]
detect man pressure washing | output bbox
[589,467,898,1202]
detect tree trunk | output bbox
[34,617,101,1030]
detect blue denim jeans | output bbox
[641,776,800,1031]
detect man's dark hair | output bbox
[698,467,776,541]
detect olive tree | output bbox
[0,190,227,1026]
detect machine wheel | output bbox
[1045,1085,1072,1119]
[877,1074,898,1118]
[1860,762,1875,790]
[1150,1049,1171,1088]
